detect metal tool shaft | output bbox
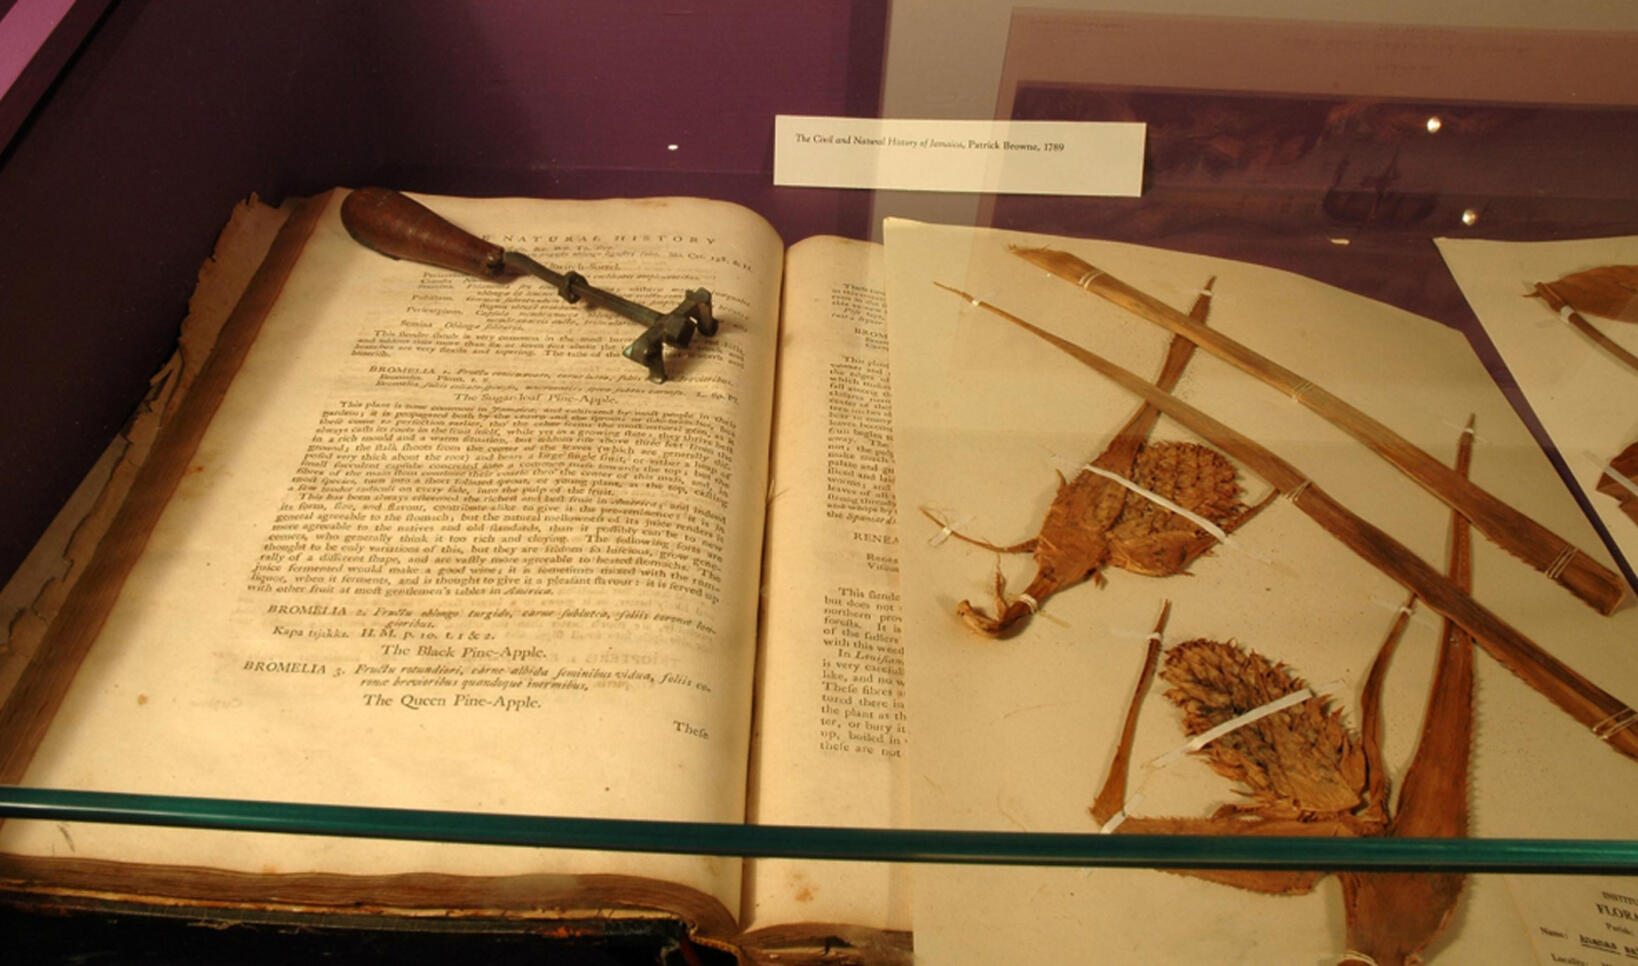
[503,252,661,325]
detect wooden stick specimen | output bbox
[925,280,1275,636]
[940,285,1638,762]
[1011,246,1628,616]
[1091,423,1475,964]
[1529,265,1638,376]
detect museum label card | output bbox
[1506,875,1638,964]
[773,116,1144,196]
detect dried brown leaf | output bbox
[1537,265,1638,323]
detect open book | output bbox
[0,190,908,963]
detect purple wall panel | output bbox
[0,0,885,585]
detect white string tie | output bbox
[1097,793,1145,835]
[1593,707,1638,741]
[1544,546,1577,580]
[1086,466,1227,541]
[1368,597,1439,633]
[1588,450,1638,501]
[927,513,974,547]
[1086,465,1277,566]
[1440,418,1484,442]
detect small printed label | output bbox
[1506,875,1638,965]
[773,116,1145,196]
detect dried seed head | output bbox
[1111,441,1245,542]
[1160,638,1366,815]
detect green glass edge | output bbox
[2,785,1636,873]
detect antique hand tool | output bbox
[339,187,716,382]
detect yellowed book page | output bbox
[883,220,1638,964]
[1435,234,1638,583]
[0,192,785,916]
[742,236,911,936]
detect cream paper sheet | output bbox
[745,236,912,934]
[1436,234,1638,588]
[885,219,1638,964]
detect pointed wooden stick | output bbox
[1011,247,1627,616]
[1090,602,1170,826]
[940,285,1638,764]
[1353,592,1415,827]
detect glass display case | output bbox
[2,3,1636,963]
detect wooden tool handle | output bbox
[340,187,507,278]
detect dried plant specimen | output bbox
[1105,443,1250,576]
[1089,423,1479,965]
[1529,265,1638,377]
[927,280,1274,637]
[1160,639,1367,819]
[1012,245,1627,614]
[1596,439,1638,527]
[946,286,1638,761]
